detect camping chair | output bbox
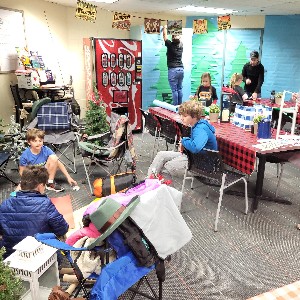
[181,149,248,231]
[78,113,137,194]
[27,100,79,174]
[34,196,165,300]
[0,151,17,185]
[140,109,161,160]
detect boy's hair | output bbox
[230,73,243,88]
[20,166,49,190]
[26,128,45,141]
[178,100,203,120]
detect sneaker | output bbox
[46,182,65,192]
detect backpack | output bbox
[116,217,157,268]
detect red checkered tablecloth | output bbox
[149,107,257,175]
[247,280,300,300]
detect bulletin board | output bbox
[0,7,26,73]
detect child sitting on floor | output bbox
[0,166,69,258]
[147,100,218,178]
[19,128,77,192]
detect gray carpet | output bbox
[1,132,300,299]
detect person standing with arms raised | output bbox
[242,50,265,100]
[163,25,184,106]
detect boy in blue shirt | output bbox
[147,100,218,177]
[19,128,77,192]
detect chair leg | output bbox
[181,165,188,194]
[81,155,93,194]
[242,177,249,214]
[275,163,285,198]
[214,174,226,232]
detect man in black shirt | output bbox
[163,25,184,106]
[242,50,264,100]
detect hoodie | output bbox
[181,119,218,153]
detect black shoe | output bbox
[46,182,65,192]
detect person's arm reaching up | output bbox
[163,25,168,42]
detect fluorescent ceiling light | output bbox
[92,0,118,3]
[177,5,237,14]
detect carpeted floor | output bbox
[1,131,300,299]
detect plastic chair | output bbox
[181,148,248,231]
[78,113,137,194]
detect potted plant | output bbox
[0,247,25,300]
[209,104,220,123]
[275,92,283,105]
[252,114,266,135]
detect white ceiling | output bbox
[45,0,300,16]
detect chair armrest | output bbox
[79,140,126,155]
[86,132,111,141]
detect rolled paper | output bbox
[152,99,179,113]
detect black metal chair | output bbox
[140,109,161,159]
[181,148,248,231]
[10,84,32,129]
[156,115,179,151]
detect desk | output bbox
[247,280,300,300]
[149,107,300,211]
[19,85,68,102]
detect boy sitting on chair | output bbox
[148,100,218,178]
[0,166,69,258]
[19,128,77,192]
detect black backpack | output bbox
[117,217,158,268]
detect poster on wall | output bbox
[193,19,208,34]
[218,15,231,30]
[112,12,131,31]
[144,18,161,34]
[75,0,97,22]
[0,7,26,73]
[167,20,182,35]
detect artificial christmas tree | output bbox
[84,83,110,144]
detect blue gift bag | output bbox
[257,119,271,139]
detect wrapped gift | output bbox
[233,105,272,130]
[232,105,256,130]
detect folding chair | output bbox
[156,115,179,151]
[78,113,137,194]
[35,195,166,300]
[181,149,248,231]
[0,151,17,185]
[28,100,78,174]
[140,109,160,159]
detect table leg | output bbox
[253,153,292,211]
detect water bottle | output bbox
[270,90,275,103]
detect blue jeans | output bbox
[168,67,184,106]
